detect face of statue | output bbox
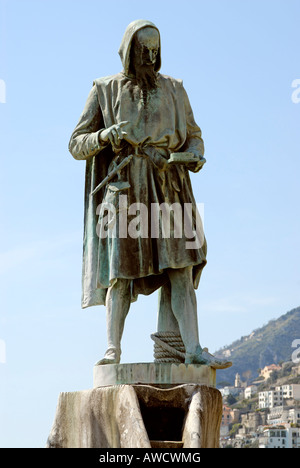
[133,27,160,67]
[130,27,160,96]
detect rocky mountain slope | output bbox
[215,306,300,386]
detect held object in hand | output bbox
[90,154,133,197]
[168,152,206,169]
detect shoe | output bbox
[95,347,121,366]
[185,346,232,369]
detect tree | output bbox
[229,423,241,437]
[243,370,252,383]
[227,394,237,405]
[269,370,279,383]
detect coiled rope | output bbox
[151,331,185,363]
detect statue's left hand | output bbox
[187,157,206,173]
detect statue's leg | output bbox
[95,279,131,365]
[167,266,232,368]
[167,266,200,358]
[157,281,180,334]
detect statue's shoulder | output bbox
[93,73,124,89]
[159,74,184,89]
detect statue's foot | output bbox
[95,347,121,366]
[185,346,232,369]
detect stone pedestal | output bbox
[47,363,222,449]
[47,383,222,449]
[93,362,216,387]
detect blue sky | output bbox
[0,0,299,448]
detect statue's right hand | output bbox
[99,121,130,147]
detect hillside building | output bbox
[267,406,300,426]
[220,405,240,436]
[259,384,300,409]
[260,364,281,380]
[235,373,241,388]
[259,388,283,409]
[281,384,300,400]
[244,385,258,399]
[259,426,300,449]
[220,386,244,398]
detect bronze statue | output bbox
[69,20,231,369]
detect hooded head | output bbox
[118,19,161,77]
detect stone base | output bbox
[93,362,216,388]
[47,384,222,448]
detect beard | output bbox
[134,63,158,92]
[130,62,158,107]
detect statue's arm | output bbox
[68,85,108,160]
[182,86,205,172]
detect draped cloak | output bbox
[69,20,207,309]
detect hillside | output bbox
[215,306,300,386]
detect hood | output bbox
[118,19,161,76]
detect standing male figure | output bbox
[69,20,231,369]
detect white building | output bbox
[267,406,300,426]
[259,384,300,409]
[259,427,300,449]
[259,389,283,409]
[220,386,243,398]
[281,384,300,400]
[288,408,300,425]
[244,385,258,399]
